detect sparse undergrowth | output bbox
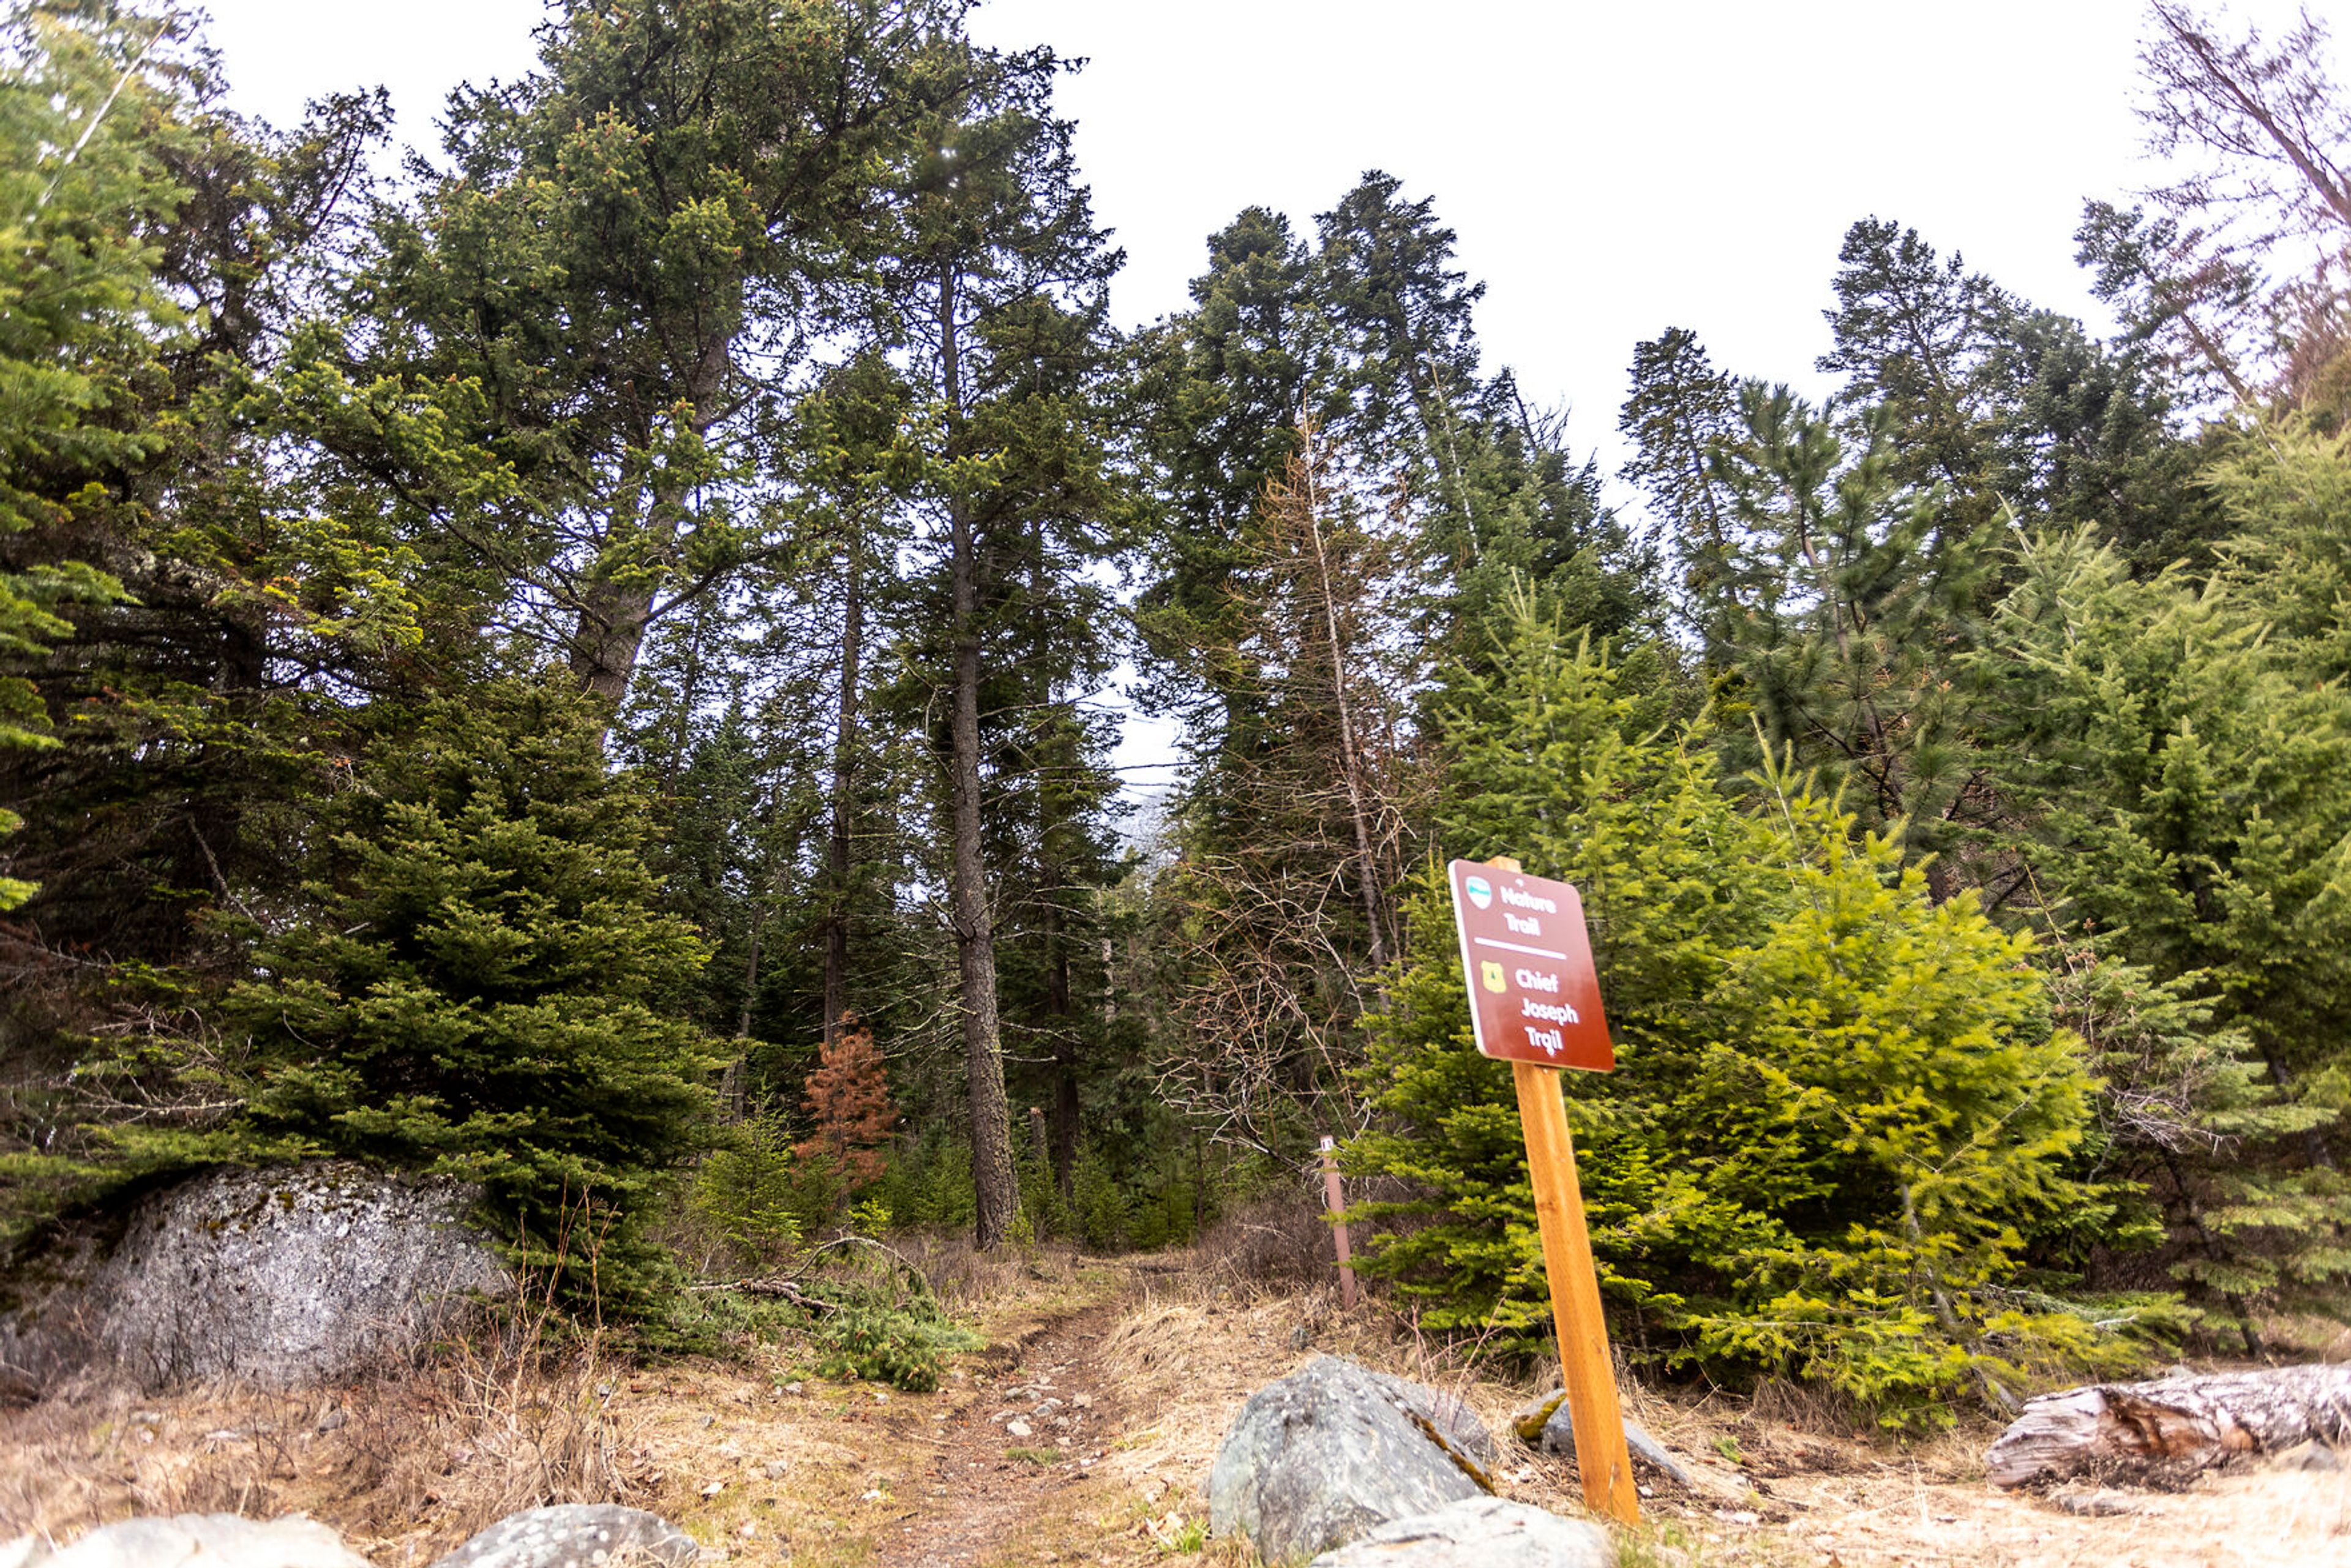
[5,1242,2346,1568]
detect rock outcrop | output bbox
[1305,1495,1613,1567]
[427,1505,699,1568]
[1,1162,506,1394]
[1207,1356,1497,1564]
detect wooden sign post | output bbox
[1319,1134,1357,1310]
[1449,857,1640,1526]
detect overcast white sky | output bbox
[198,0,2323,430]
[190,0,2327,785]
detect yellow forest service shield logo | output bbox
[1480,960,1508,994]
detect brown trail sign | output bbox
[1449,857,1640,1526]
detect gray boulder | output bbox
[428,1506,698,1568]
[1306,1496,1612,1567]
[4,1514,372,1568]
[1208,1356,1497,1564]
[1,1162,506,1393]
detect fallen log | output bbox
[1985,1364,2351,1488]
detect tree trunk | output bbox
[569,341,729,713]
[661,596,713,795]
[569,572,656,708]
[823,520,863,1049]
[1297,431,1389,968]
[1986,1365,2351,1488]
[939,264,1019,1251]
[1046,894,1079,1202]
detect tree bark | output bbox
[1296,433,1389,968]
[939,264,1019,1251]
[1985,1365,2351,1488]
[568,340,730,713]
[1046,893,1079,1203]
[823,518,863,1049]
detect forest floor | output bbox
[2,1241,2345,1568]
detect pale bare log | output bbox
[1985,1365,2351,1488]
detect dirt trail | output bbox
[871,1300,1136,1568]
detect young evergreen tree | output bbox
[235,680,718,1307]
[797,1017,899,1190]
[1708,384,1998,894]
[1354,590,2109,1420]
[1982,521,2351,1328]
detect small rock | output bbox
[1507,1390,1566,1444]
[784,1381,803,1394]
[2050,1489,2139,1517]
[1007,1420,1034,1439]
[1070,1393,1092,1408]
[699,1481,725,1498]
[760,1461,790,1480]
[1713,1509,1760,1526]
[1034,1398,1063,1416]
[430,1506,697,1568]
[1622,1420,1695,1488]
[2271,1439,2341,1473]
[315,1408,347,1433]
[1307,1496,1610,1568]
[129,1412,161,1427]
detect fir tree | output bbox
[236,678,719,1307]
[797,1017,900,1191]
[1354,589,2108,1420]
[1619,328,1743,634]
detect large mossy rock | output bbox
[1207,1356,1497,1564]
[4,1514,372,1568]
[1306,1496,1612,1567]
[427,1506,699,1568]
[0,1162,506,1394]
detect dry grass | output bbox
[1079,1262,2351,1568]
[6,1240,2345,1568]
[0,1299,641,1566]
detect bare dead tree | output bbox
[1150,419,1430,1169]
[2121,3,2351,400]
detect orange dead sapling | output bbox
[795,1016,900,1187]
